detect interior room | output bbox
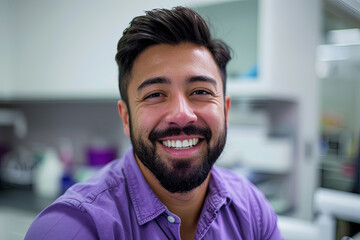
[0,0,359,239]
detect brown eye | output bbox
[144,92,164,99]
[192,90,210,95]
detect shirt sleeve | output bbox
[262,201,284,240]
[25,202,98,240]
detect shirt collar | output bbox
[206,166,232,210]
[123,148,167,225]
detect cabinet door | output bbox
[8,1,129,100]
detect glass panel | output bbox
[194,0,259,79]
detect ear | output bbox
[224,94,231,127]
[117,100,130,137]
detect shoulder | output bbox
[212,166,283,239]
[26,158,130,240]
[212,166,261,200]
[62,158,127,206]
[25,201,98,240]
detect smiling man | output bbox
[26,6,283,240]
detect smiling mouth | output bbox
[161,138,200,150]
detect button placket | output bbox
[155,214,180,240]
[167,215,176,223]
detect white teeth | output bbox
[183,140,189,148]
[162,138,200,149]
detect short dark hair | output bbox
[115,6,231,104]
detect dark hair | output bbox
[115,6,231,104]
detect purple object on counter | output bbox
[86,146,116,166]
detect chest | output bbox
[92,208,257,240]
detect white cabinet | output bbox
[219,98,299,214]
[222,0,321,220]
[257,0,321,220]
[3,1,127,100]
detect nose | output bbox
[165,94,197,127]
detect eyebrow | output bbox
[137,75,217,92]
[137,77,170,92]
[187,75,217,86]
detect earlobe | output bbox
[224,95,231,127]
[117,100,130,137]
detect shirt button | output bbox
[167,215,175,223]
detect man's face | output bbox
[118,42,230,193]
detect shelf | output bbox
[226,78,298,102]
[0,89,120,102]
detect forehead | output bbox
[129,42,223,90]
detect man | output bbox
[26,6,283,240]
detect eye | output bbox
[192,89,211,95]
[144,92,165,100]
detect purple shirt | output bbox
[26,148,283,240]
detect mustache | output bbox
[149,125,212,143]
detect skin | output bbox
[118,42,231,240]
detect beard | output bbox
[129,120,227,193]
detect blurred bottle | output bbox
[33,148,63,199]
[58,138,76,194]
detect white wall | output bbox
[0,1,14,98]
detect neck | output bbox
[135,156,210,240]
[156,175,210,222]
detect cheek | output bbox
[132,108,161,135]
[199,105,226,129]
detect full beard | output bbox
[130,124,227,193]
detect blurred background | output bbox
[0,0,359,239]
